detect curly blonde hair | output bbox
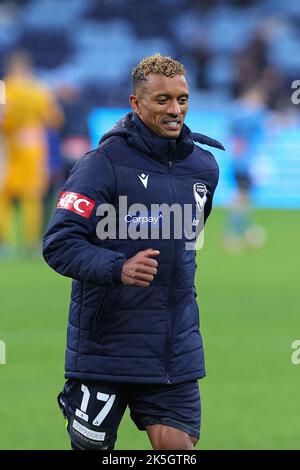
[132,53,186,93]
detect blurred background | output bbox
[0,0,299,450]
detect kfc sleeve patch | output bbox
[57,191,96,218]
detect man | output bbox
[43,54,224,450]
[224,85,266,253]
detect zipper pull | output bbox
[168,160,173,173]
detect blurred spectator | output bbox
[190,31,210,90]
[56,83,90,179]
[224,85,267,253]
[234,21,286,106]
[0,50,64,256]
[43,127,64,232]
[234,33,268,97]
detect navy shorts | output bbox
[58,379,201,450]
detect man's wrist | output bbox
[112,259,126,283]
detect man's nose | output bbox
[166,100,181,116]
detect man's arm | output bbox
[43,148,160,288]
[203,166,220,224]
[43,149,126,287]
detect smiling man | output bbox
[43,53,224,450]
[130,59,189,138]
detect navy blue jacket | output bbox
[43,112,224,384]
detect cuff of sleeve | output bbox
[112,258,126,284]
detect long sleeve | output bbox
[43,148,126,286]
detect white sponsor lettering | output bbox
[58,193,77,208]
[125,214,162,224]
[74,198,90,213]
[72,419,106,441]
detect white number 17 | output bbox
[75,384,116,427]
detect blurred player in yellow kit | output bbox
[0,50,63,255]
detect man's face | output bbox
[130,74,189,138]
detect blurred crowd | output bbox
[0,0,299,105]
[0,51,91,257]
[0,0,299,257]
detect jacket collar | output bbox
[131,113,194,161]
[99,111,225,159]
[99,112,194,161]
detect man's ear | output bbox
[130,95,140,114]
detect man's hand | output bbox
[121,248,160,287]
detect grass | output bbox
[0,209,299,449]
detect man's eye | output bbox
[157,100,167,105]
[179,98,188,104]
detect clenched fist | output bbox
[121,248,160,287]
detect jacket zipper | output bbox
[92,289,109,332]
[166,153,177,384]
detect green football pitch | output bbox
[0,209,299,450]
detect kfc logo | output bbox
[57,191,96,218]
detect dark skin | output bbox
[120,74,198,450]
[130,73,189,139]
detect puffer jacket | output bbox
[43,112,224,384]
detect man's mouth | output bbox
[162,120,181,130]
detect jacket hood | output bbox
[99,112,224,161]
